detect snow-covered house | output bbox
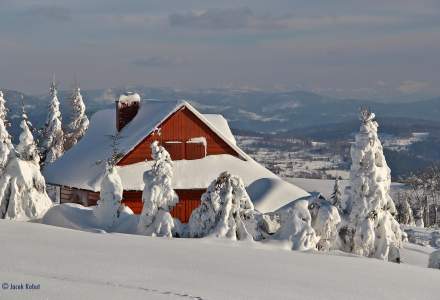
[44,93,309,222]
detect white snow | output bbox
[138,142,178,237]
[118,92,141,103]
[1,220,439,300]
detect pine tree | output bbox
[0,91,9,127]
[64,86,89,150]
[0,91,12,173]
[188,171,255,240]
[0,108,52,220]
[343,108,402,260]
[42,79,64,165]
[93,134,124,229]
[138,141,178,237]
[330,177,342,210]
[17,103,40,164]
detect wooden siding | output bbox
[117,106,238,165]
[59,186,203,224]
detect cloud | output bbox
[23,5,72,22]
[168,7,408,31]
[131,56,186,68]
[169,7,253,30]
[397,80,430,94]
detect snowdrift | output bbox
[1,220,439,300]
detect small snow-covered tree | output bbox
[42,80,64,165]
[0,111,52,220]
[188,171,255,240]
[138,141,178,237]
[274,200,319,250]
[308,197,341,251]
[17,105,40,164]
[93,164,124,229]
[330,177,343,211]
[64,87,89,150]
[342,108,402,260]
[396,193,415,225]
[0,93,12,172]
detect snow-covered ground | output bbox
[0,220,438,300]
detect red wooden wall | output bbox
[60,186,203,224]
[118,106,238,165]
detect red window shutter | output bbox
[186,139,206,160]
[163,141,185,160]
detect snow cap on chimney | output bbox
[116,92,141,131]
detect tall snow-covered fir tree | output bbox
[342,108,402,260]
[17,105,40,164]
[42,80,64,165]
[0,90,9,128]
[330,177,342,210]
[138,141,179,237]
[64,86,89,150]
[0,109,52,220]
[0,91,12,173]
[188,171,255,240]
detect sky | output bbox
[1,0,440,100]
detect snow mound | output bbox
[42,203,137,234]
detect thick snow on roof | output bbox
[44,99,309,212]
[117,155,308,212]
[203,114,236,144]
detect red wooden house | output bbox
[44,93,308,222]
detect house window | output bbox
[163,141,185,160]
[186,137,207,160]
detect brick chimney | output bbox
[116,92,140,131]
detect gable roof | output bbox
[43,100,247,191]
[43,99,310,212]
[117,100,247,162]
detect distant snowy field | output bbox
[1,220,439,300]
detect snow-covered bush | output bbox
[308,196,341,251]
[273,200,319,250]
[428,250,440,269]
[341,108,402,259]
[93,165,124,229]
[188,171,256,240]
[42,81,64,165]
[138,141,178,237]
[65,87,89,150]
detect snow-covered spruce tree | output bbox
[138,141,178,237]
[396,193,415,226]
[42,81,64,165]
[330,177,343,211]
[188,171,255,240]
[93,164,124,230]
[0,91,9,128]
[93,133,126,229]
[17,105,40,164]
[341,108,402,260]
[64,87,89,150]
[0,112,52,220]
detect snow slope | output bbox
[0,220,438,300]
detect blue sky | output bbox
[1,0,440,100]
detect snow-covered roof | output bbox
[44,99,309,213]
